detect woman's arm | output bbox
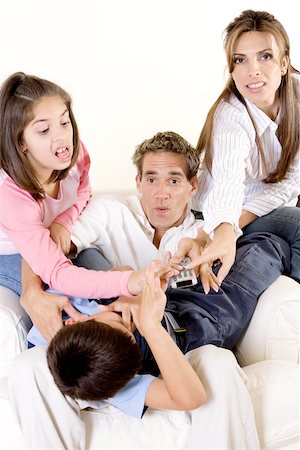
[242,156,300,217]
[239,209,258,229]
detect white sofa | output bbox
[0,275,299,450]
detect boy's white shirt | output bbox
[71,193,204,269]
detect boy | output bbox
[46,262,206,416]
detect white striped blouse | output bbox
[193,83,300,236]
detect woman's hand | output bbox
[49,223,71,255]
[199,261,220,294]
[172,223,237,283]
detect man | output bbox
[9,131,289,449]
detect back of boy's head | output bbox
[47,320,142,401]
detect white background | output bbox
[0,0,299,192]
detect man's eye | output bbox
[169,179,179,184]
[147,178,156,183]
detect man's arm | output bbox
[21,259,85,341]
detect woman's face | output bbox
[231,31,288,117]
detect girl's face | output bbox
[231,31,288,117]
[21,95,74,183]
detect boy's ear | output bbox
[64,317,79,326]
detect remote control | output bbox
[169,257,198,289]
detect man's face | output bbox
[136,151,198,234]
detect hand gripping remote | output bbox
[169,257,198,289]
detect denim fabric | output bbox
[166,232,290,353]
[0,248,112,296]
[72,248,112,271]
[0,254,22,295]
[138,231,290,375]
[243,207,300,283]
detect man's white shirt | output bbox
[71,193,204,269]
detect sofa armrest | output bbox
[235,275,299,367]
[0,285,31,378]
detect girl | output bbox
[190,10,299,283]
[0,72,154,338]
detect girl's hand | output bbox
[49,223,71,255]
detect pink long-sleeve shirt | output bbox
[0,142,132,299]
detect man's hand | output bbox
[172,223,237,283]
[49,223,71,255]
[21,259,85,341]
[20,285,85,342]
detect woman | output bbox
[186,10,299,283]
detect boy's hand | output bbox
[49,223,71,255]
[132,261,166,336]
[127,261,175,295]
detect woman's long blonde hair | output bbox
[197,10,299,183]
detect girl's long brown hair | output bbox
[0,72,80,200]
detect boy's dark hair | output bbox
[47,320,142,401]
[132,131,199,180]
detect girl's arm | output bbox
[0,184,134,299]
[133,263,206,411]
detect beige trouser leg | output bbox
[8,345,259,450]
[8,346,85,450]
[186,345,260,450]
